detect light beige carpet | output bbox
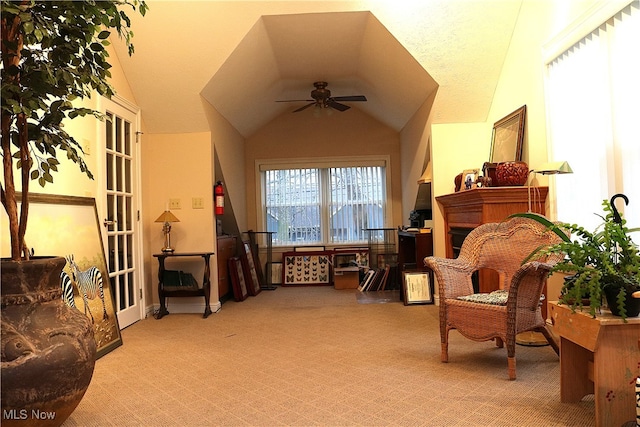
[63,286,595,426]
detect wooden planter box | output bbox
[550,302,640,427]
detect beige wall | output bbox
[430,122,490,258]
[202,100,248,234]
[400,90,437,224]
[140,132,215,308]
[244,107,402,236]
[429,0,597,262]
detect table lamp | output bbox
[527,161,573,212]
[155,209,180,252]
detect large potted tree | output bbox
[1,1,146,425]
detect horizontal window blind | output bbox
[265,169,321,245]
[262,163,387,246]
[329,166,385,244]
[545,1,639,232]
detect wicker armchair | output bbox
[424,216,563,380]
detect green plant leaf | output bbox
[508,212,571,242]
[1,0,148,260]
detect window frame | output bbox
[255,155,393,248]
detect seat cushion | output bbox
[456,289,545,306]
[457,290,509,305]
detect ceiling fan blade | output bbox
[332,95,367,102]
[293,102,316,112]
[276,99,314,103]
[327,100,350,112]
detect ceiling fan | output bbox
[276,81,367,112]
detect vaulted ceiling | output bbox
[111,1,523,137]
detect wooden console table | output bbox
[153,252,215,319]
[550,302,640,427]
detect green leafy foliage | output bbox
[1,0,147,259]
[512,200,640,320]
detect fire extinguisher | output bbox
[214,181,224,215]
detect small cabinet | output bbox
[398,231,434,301]
[398,231,433,272]
[216,235,237,303]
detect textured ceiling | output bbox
[200,11,439,136]
[111,1,523,136]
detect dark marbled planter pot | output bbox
[1,256,96,427]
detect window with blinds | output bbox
[544,1,639,231]
[265,168,321,244]
[263,163,387,246]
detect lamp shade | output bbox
[417,161,433,184]
[533,161,573,175]
[155,210,180,223]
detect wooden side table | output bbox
[550,302,640,427]
[153,252,215,319]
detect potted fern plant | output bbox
[1,1,146,425]
[513,194,640,321]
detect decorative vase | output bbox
[482,162,497,187]
[603,284,640,318]
[454,173,463,192]
[495,161,529,186]
[1,257,96,427]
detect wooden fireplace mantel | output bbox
[436,186,548,258]
[435,186,548,294]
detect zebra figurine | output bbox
[66,255,109,323]
[60,270,77,309]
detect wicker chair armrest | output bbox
[507,261,554,310]
[424,256,476,298]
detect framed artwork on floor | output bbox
[229,257,248,301]
[1,193,123,358]
[241,241,261,296]
[403,271,433,305]
[269,262,283,285]
[376,253,398,269]
[282,251,332,286]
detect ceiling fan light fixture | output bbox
[277,81,367,113]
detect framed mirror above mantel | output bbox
[484,105,527,186]
[490,105,526,163]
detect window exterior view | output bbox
[264,166,385,246]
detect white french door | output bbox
[100,96,143,329]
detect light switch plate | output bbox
[192,197,204,209]
[169,198,181,210]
